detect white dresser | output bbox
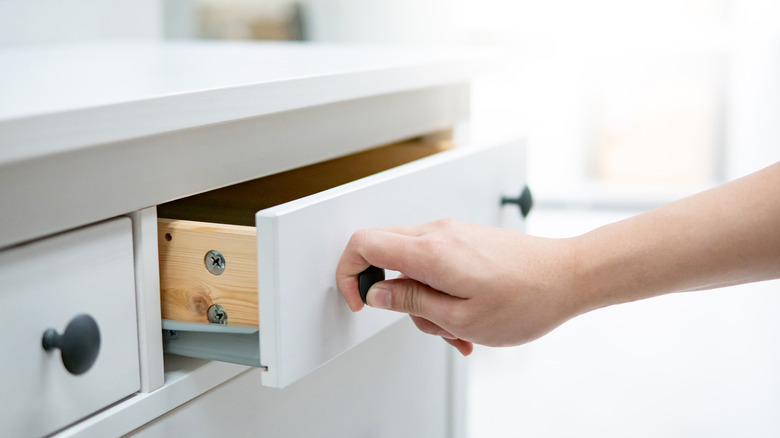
[0,41,527,437]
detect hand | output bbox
[335,219,585,356]
[336,163,780,356]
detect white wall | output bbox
[0,0,161,47]
[725,0,780,179]
[301,0,740,195]
[300,2,780,437]
[301,0,463,44]
[471,208,780,438]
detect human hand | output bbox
[335,219,586,356]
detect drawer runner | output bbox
[162,320,262,368]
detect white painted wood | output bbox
[56,357,249,438]
[256,141,525,387]
[0,42,498,435]
[447,349,471,438]
[0,41,497,166]
[130,208,165,392]
[128,319,451,438]
[0,84,469,249]
[0,218,140,437]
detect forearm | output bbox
[573,162,780,313]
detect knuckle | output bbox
[417,235,447,258]
[349,229,372,248]
[399,281,425,315]
[411,316,439,336]
[432,218,457,230]
[442,304,473,332]
[414,237,449,280]
[349,229,380,259]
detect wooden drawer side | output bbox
[158,218,258,327]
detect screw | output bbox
[204,250,226,275]
[208,304,228,324]
[167,330,179,340]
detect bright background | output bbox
[2,1,779,436]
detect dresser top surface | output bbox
[0,41,496,165]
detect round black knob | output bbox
[42,314,101,375]
[502,185,534,218]
[358,265,385,304]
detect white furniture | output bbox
[0,219,139,437]
[0,41,526,437]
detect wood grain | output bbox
[158,218,258,327]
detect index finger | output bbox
[336,228,423,311]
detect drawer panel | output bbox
[257,141,524,387]
[159,139,526,388]
[0,218,140,437]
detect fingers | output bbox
[365,278,462,329]
[371,222,440,237]
[410,315,474,356]
[335,229,412,311]
[336,227,443,311]
[336,220,462,311]
[336,221,475,356]
[410,315,457,339]
[443,337,474,356]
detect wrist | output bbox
[568,230,622,315]
[538,235,605,322]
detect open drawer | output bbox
[157,139,528,388]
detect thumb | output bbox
[365,278,457,323]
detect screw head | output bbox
[208,304,228,324]
[204,250,226,275]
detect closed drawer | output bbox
[158,139,526,388]
[0,218,140,437]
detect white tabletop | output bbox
[0,41,494,165]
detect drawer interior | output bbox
[158,137,452,226]
[157,136,452,327]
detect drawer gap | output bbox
[157,136,452,226]
[162,319,262,368]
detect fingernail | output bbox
[366,285,391,309]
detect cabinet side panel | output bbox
[128,319,450,438]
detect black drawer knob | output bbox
[502,185,533,218]
[358,265,385,304]
[42,314,101,375]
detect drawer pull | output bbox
[42,314,101,375]
[358,265,385,304]
[501,185,534,218]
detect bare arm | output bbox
[577,161,780,308]
[335,162,780,355]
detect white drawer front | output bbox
[0,218,140,437]
[256,141,525,387]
